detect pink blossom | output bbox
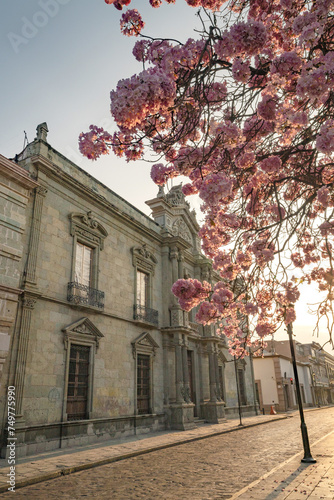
[296,69,328,101]
[317,186,332,208]
[199,172,233,206]
[212,283,233,311]
[260,156,282,174]
[150,163,177,185]
[236,250,252,271]
[319,221,334,236]
[257,95,277,121]
[232,58,251,83]
[284,307,296,325]
[256,321,275,338]
[245,302,258,315]
[120,9,144,36]
[79,126,113,160]
[182,183,198,196]
[229,20,267,56]
[235,152,255,169]
[271,52,302,77]
[195,301,218,325]
[316,120,334,154]
[110,68,176,130]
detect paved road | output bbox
[1,408,333,499]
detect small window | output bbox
[137,354,150,414]
[67,344,90,421]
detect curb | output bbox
[0,415,289,493]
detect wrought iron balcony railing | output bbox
[133,304,159,327]
[67,282,104,309]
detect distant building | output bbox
[253,339,334,413]
[0,123,257,458]
[303,342,334,406]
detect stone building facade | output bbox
[0,123,257,458]
[0,155,38,385]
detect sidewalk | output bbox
[232,429,334,499]
[0,413,287,493]
[0,411,333,499]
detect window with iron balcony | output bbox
[132,245,158,327]
[67,212,107,309]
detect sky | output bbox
[1,0,333,354]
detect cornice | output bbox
[0,154,39,190]
[28,154,163,244]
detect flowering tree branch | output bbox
[80,0,334,355]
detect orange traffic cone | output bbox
[270,405,276,415]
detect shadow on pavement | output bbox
[264,463,312,499]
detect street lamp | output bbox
[287,322,316,463]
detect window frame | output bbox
[69,212,108,290]
[132,332,159,416]
[62,318,104,422]
[66,343,91,421]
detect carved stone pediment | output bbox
[132,244,157,274]
[62,317,104,349]
[171,218,192,244]
[131,332,159,358]
[69,211,108,249]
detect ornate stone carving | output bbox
[131,331,159,359]
[69,212,108,250]
[36,186,48,197]
[132,244,157,275]
[172,218,192,244]
[22,297,36,309]
[62,317,104,350]
[166,185,185,206]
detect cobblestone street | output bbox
[1,408,333,499]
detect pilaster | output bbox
[23,186,48,288]
[13,295,37,426]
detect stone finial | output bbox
[36,122,48,142]
[157,185,165,198]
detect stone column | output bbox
[13,295,36,424]
[214,348,222,401]
[175,334,184,403]
[208,345,217,402]
[162,336,170,406]
[23,186,48,287]
[161,244,170,327]
[182,339,190,403]
[197,344,204,406]
[170,246,183,327]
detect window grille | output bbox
[137,354,150,415]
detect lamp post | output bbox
[287,322,316,463]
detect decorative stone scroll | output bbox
[132,244,157,275]
[69,212,108,250]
